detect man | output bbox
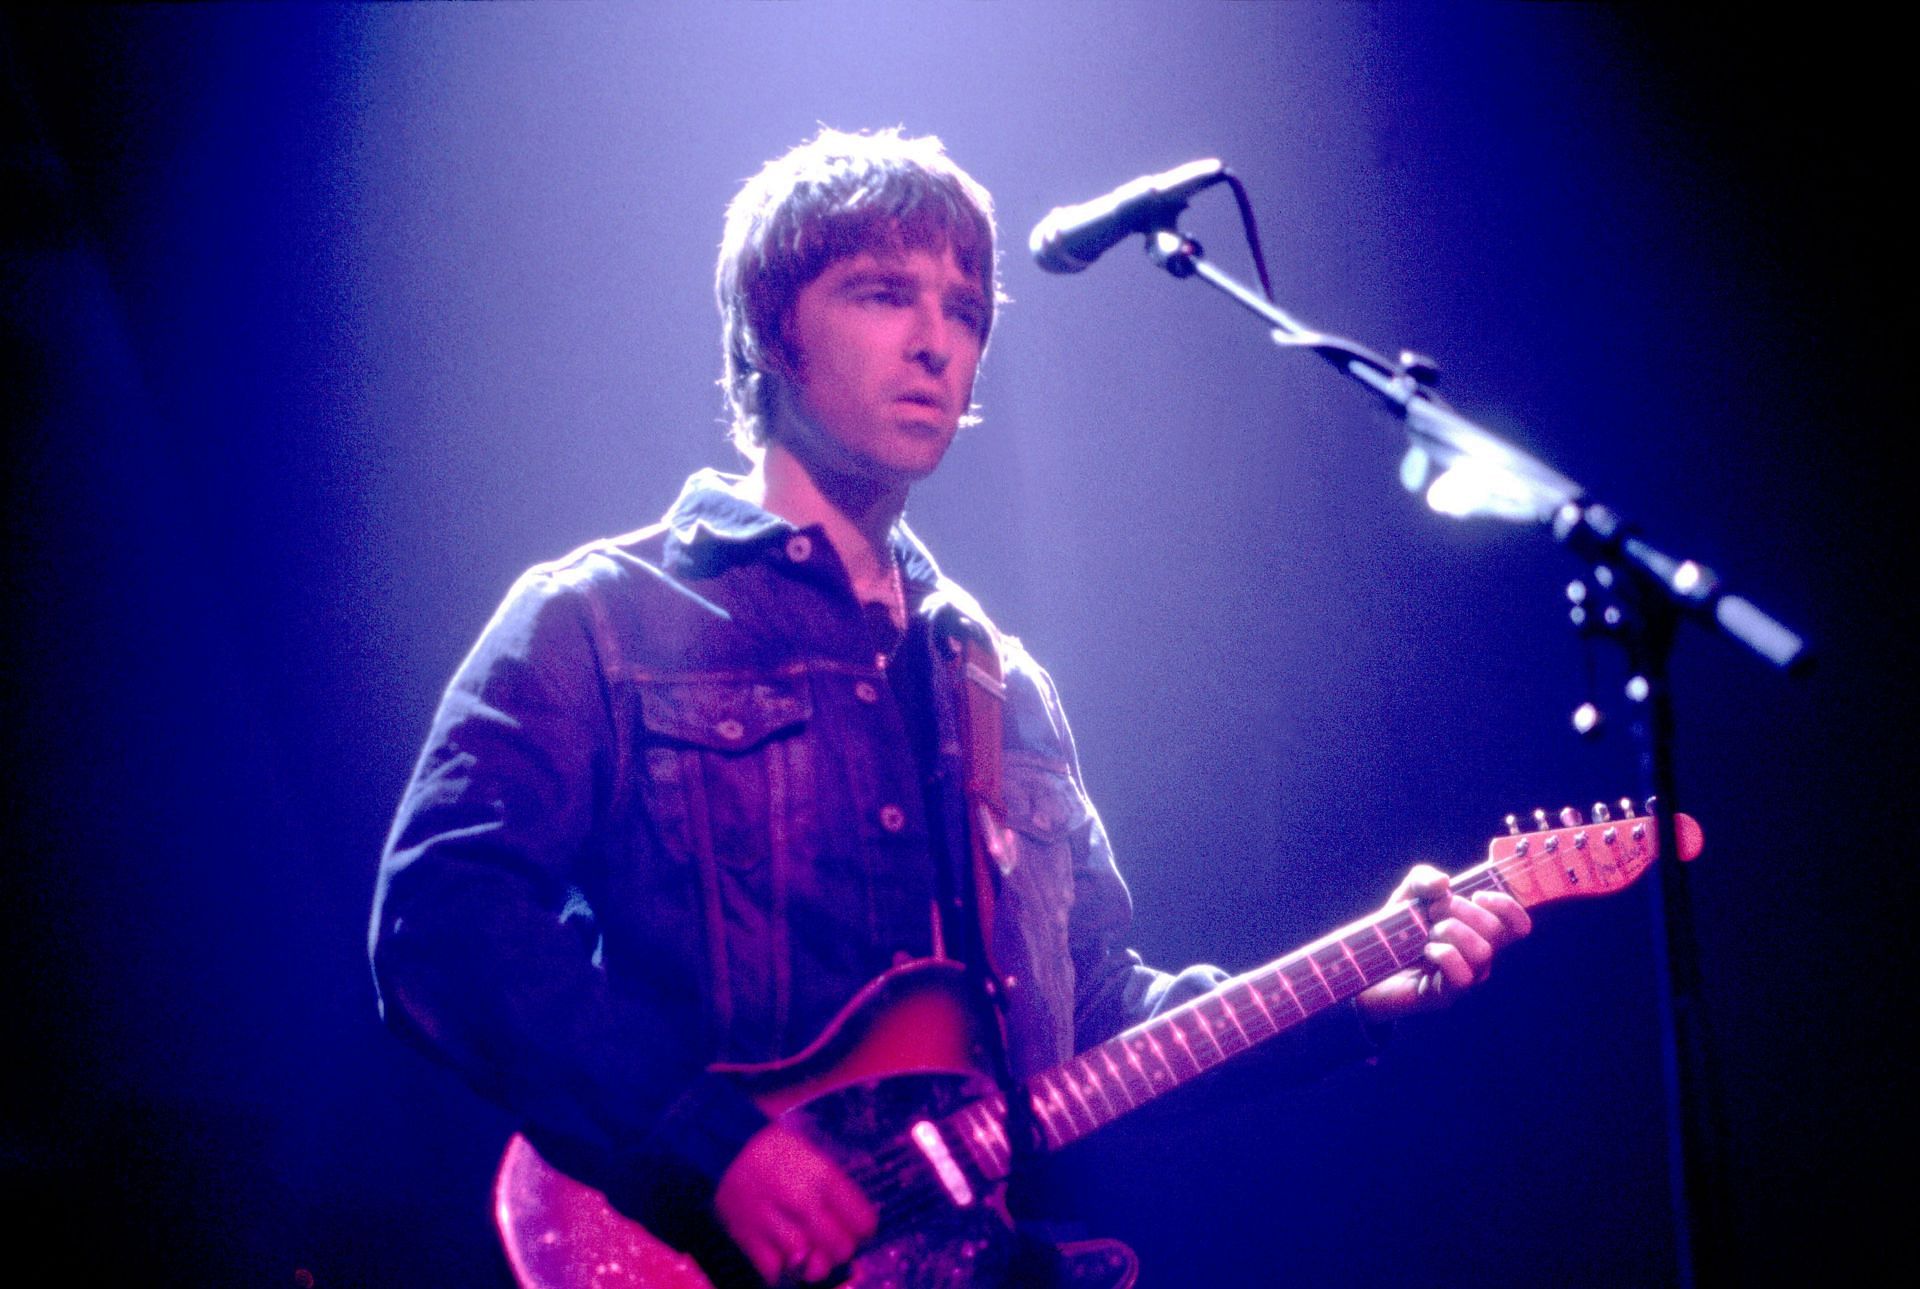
[371,128,1529,1286]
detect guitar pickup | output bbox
[910,1120,976,1208]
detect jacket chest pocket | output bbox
[997,761,1083,1065]
[1001,762,1080,942]
[635,676,815,872]
[1005,761,1078,869]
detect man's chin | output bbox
[865,425,957,481]
[887,437,957,482]
[766,419,956,499]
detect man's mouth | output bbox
[896,389,946,412]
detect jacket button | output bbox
[785,534,812,563]
[714,718,745,741]
[878,804,907,833]
[853,680,880,704]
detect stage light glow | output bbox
[1424,459,1543,522]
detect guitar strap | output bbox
[939,614,1056,1176]
[941,619,1016,985]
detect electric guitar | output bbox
[495,802,1704,1289]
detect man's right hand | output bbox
[713,1121,878,1285]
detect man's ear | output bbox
[758,311,800,381]
[742,369,772,422]
[750,366,801,446]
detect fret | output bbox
[1136,1029,1178,1091]
[1027,1082,1068,1150]
[984,1096,1014,1177]
[955,1100,1010,1181]
[1207,997,1250,1057]
[1042,1072,1092,1141]
[1113,1037,1152,1106]
[1297,948,1344,1006]
[1252,965,1309,1025]
[1366,923,1408,976]
[1057,1061,1102,1130]
[1187,1002,1231,1068]
[1082,1052,1121,1121]
[1125,1031,1175,1098]
[984,1102,1012,1176]
[1457,863,1501,898]
[1210,990,1256,1053]
[1346,923,1399,983]
[1229,977,1281,1040]
[1336,937,1368,990]
[1379,907,1428,966]
[1286,953,1338,1012]
[1312,942,1364,999]
[1071,1054,1121,1126]
[1158,1014,1208,1081]
[1096,1045,1139,1112]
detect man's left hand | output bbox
[1355,865,1532,1025]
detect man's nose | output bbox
[906,304,951,375]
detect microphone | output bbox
[1028,158,1228,274]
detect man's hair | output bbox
[716,127,999,454]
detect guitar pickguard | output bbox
[786,1071,1012,1289]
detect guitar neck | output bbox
[947,807,1693,1172]
[1021,866,1499,1153]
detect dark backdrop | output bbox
[3,6,1903,1285]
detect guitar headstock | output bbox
[1485,800,1704,909]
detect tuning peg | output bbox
[1398,350,1441,386]
[1504,814,1521,836]
[1532,808,1550,832]
[1619,797,1636,818]
[1559,806,1584,827]
[1592,801,1612,822]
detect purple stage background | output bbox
[4,6,1903,1285]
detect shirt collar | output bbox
[661,467,945,590]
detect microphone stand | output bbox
[1137,220,1809,1288]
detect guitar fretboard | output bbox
[945,863,1513,1178]
[938,808,1686,1183]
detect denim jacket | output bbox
[371,471,1370,1219]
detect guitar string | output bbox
[838,1112,1016,1225]
[848,1151,967,1235]
[853,854,1590,1257]
[811,833,1597,1232]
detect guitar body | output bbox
[496,806,1700,1289]
[496,960,1139,1289]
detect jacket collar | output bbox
[661,468,943,591]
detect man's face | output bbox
[771,243,988,490]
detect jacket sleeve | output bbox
[1022,660,1385,1084]
[369,565,765,1225]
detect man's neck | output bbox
[739,444,906,602]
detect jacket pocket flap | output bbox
[639,676,812,751]
[1004,763,1079,843]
